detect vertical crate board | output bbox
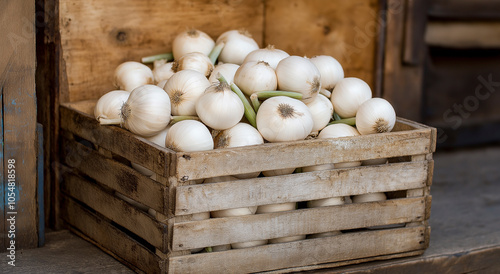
[59,101,434,273]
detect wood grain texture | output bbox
[382,0,426,121]
[426,21,500,49]
[60,136,168,214]
[60,196,163,273]
[61,173,168,252]
[169,226,426,273]
[175,126,433,180]
[58,0,265,102]
[176,161,429,215]
[264,0,380,91]
[1,0,38,249]
[172,197,425,251]
[59,104,172,177]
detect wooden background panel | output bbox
[59,0,265,102]
[1,0,38,249]
[264,0,380,91]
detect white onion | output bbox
[234,61,277,97]
[153,59,175,83]
[113,61,154,92]
[172,52,214,77]
[108,85,171,137]
[306,94,334,133]
[276,56,321,103]
[330,77,372,118]
[208,63,240,84]
[165,120,214,152]
[310,55,344,91]
[164,70,211,116]
[94,90,130,123]
[216,30,259,65]
[256,96,313,142]
[356,98,396,135]
[195,82,244,130]
[243,45,290,69]
[172,29,215,60]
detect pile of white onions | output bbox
[93,27,399,251]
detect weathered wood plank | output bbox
[382,0,426,121]
[426,21,500,49]
[58,0,265,102]
[264,0,379,91]
[59,104,172,177]
[1,0,38,249]
[60,196,163,273]
[176,161,429,215]
[175,127,433,180]
[169,226,426,273]
[172,197,425,251]
[61,173,168,252]
[60,136,168,214]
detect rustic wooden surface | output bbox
[264,0,379,91]
[0,0,39,249]
[58,0,265,102]
[381,0,428,122]
[60,137,168,213]
[1,146,499,272]
[426,21,500,49]
[61,173,168,252]
[176,161,429,215]
[172,198,426,251]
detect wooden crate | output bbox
[58,99,435,273]
[45,0,436,272]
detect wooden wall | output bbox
[57,0,380,103]
[1,0,40,249]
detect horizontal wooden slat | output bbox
[176,161,429,215]
[172,197,425,251]
[169,226,426,273]
[60,135,168,214]
[60,196,163,273]
[61,173,168,252]
[60,104,173,177]
[174,124,434,180]
[426,21,500,49]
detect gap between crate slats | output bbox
[176,161,429,215]
[168,225,427,274]
[172,197,425,251]
[61,172,168,253]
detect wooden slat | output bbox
[426,21,500,49]
[60,196,163,273]
[61,173,168,252]
[59,0,265,102]
[1,0,38,249]
[264,0,379,91]
[59,104,172,177]
[175,127,433,180]
[172,197,425,251]
[176,161,429,215]
[60,136,168,214]
[169,226,426,273]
